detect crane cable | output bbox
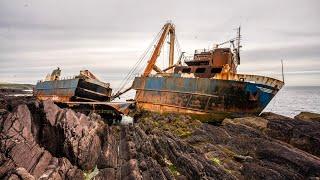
[114,27,164,95]
[174,32,183,64]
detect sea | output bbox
[263,86,320,118]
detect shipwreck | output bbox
[115,22,284,120]
[34,69,133,122]
[34,22,284,121]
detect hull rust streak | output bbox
[133,76,283,119]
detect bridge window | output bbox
[195,68,206,73]
[182,68,191,73]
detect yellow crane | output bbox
[143,22,175,76]
[112,22,176,99]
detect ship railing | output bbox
[237,74,284,89]
[184,56,194,62]
[37,76,77,83]
[194,49,211,54]
[60,76,76,80]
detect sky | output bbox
[1,0,320,92]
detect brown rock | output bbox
[97,127,119,169]
[295,112,320,122]
[95,168,116,180]
[39,157,84,179]
[42,100,104,170]
[263,112,320,157]
[0,102,84,179]
[120,159,142,180]
[5,167,35,180]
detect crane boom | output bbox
[143,23,175,76]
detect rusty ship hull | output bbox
[133,75,283,120]
[34,78,112,102]
[126,23,285,121]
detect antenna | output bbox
[237,26,241,49]
[236,26,241,65]
[281,59,285,83]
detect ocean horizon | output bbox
[263,85,320,117]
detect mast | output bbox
[281,59,285,83]
[169,28,175,72]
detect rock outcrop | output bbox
[262,112,320,157]
[0,99,143,179]
[0,103,84,179]
[42,100,105,170]
[0,95,320,179]
[131,112,320,179]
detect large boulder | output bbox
[262,112,320,157]
[0,103,83,179]
[42,100,105,170]
[295,112,320,122]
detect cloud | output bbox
[0,0,319,87]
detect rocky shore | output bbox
[0,95,320,179]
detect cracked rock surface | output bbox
[0,95,320,179]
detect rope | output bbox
[174,32,183,64]
[115,25,184,97]
[114,27,164,95]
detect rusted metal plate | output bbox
[34,78,112,103]
[132,76,284,119]
[34,79,78,101]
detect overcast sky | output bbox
[0,0,319,90]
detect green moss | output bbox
[174,128,192,138]
[210,157,221,166]
[164,158,180,176]
[218,145,237,157]
[83,166,99,180]
[225,169,232,174]
[140,112,201,138]
[168,164,180,176]
[189,112,239,123]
